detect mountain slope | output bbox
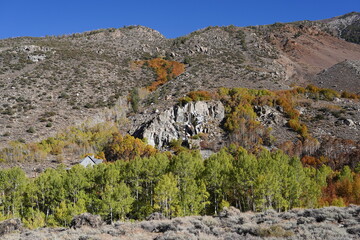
[0,13,360,150]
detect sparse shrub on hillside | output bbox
[26,127,36,134]
[257,225,293,237]
[341,91,359,99]
[172,36,189,47]
[1,107,15,115]
[83,102,94,109]
[179,91,214,105]
[183,56,191,65]
[305,84,341,101]
[271,22,285,29]
[128,88,140,113]
[288,119,308,138]
[42,111,56,118]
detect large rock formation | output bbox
[133,101,225,149]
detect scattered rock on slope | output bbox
[313,60,360,93]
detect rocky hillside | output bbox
[0,26,166,146]
[317,11,360,44]
[313,60,360,93]
[3,206,360,240]
[1,12,360,148]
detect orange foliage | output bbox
[187,91,213,101]
[341,91,359,99]
[179,90,214,105]
[288,119,308,138]
[306,84,320,93]
[301,155,317,166]
[278,141,295,156]
[301,155,327,168]
[274,90,311,139]
[275,94,300,119]
[135,58,185,91]
[320,173,360,206]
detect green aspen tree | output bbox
[204,149,233,214]
[154,173,179,218]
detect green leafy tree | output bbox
[171,151,208,216]
[132,154,170,218]
[154,173,179,218]
[54,201,72,226]
[0,167,27,217]
[204,149,233,214]
[101,182,134,223]
[64,165,89,205]
[34,167,66,220]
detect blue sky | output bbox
[1,0,359,39]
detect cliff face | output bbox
[133,101,225,149]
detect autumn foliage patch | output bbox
[134,58,185,91]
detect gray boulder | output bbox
[0,218,22,236]
[70,213,103,229]
[146,212,167,221]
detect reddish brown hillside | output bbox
[267,24,360,84]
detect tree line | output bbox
[0,146,331,228]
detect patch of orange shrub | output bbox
[135,58,185,91]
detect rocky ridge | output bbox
[317,12,360,44]
[4,206,360,239]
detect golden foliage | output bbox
[104,133,157,161]
[179,90,214,105]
